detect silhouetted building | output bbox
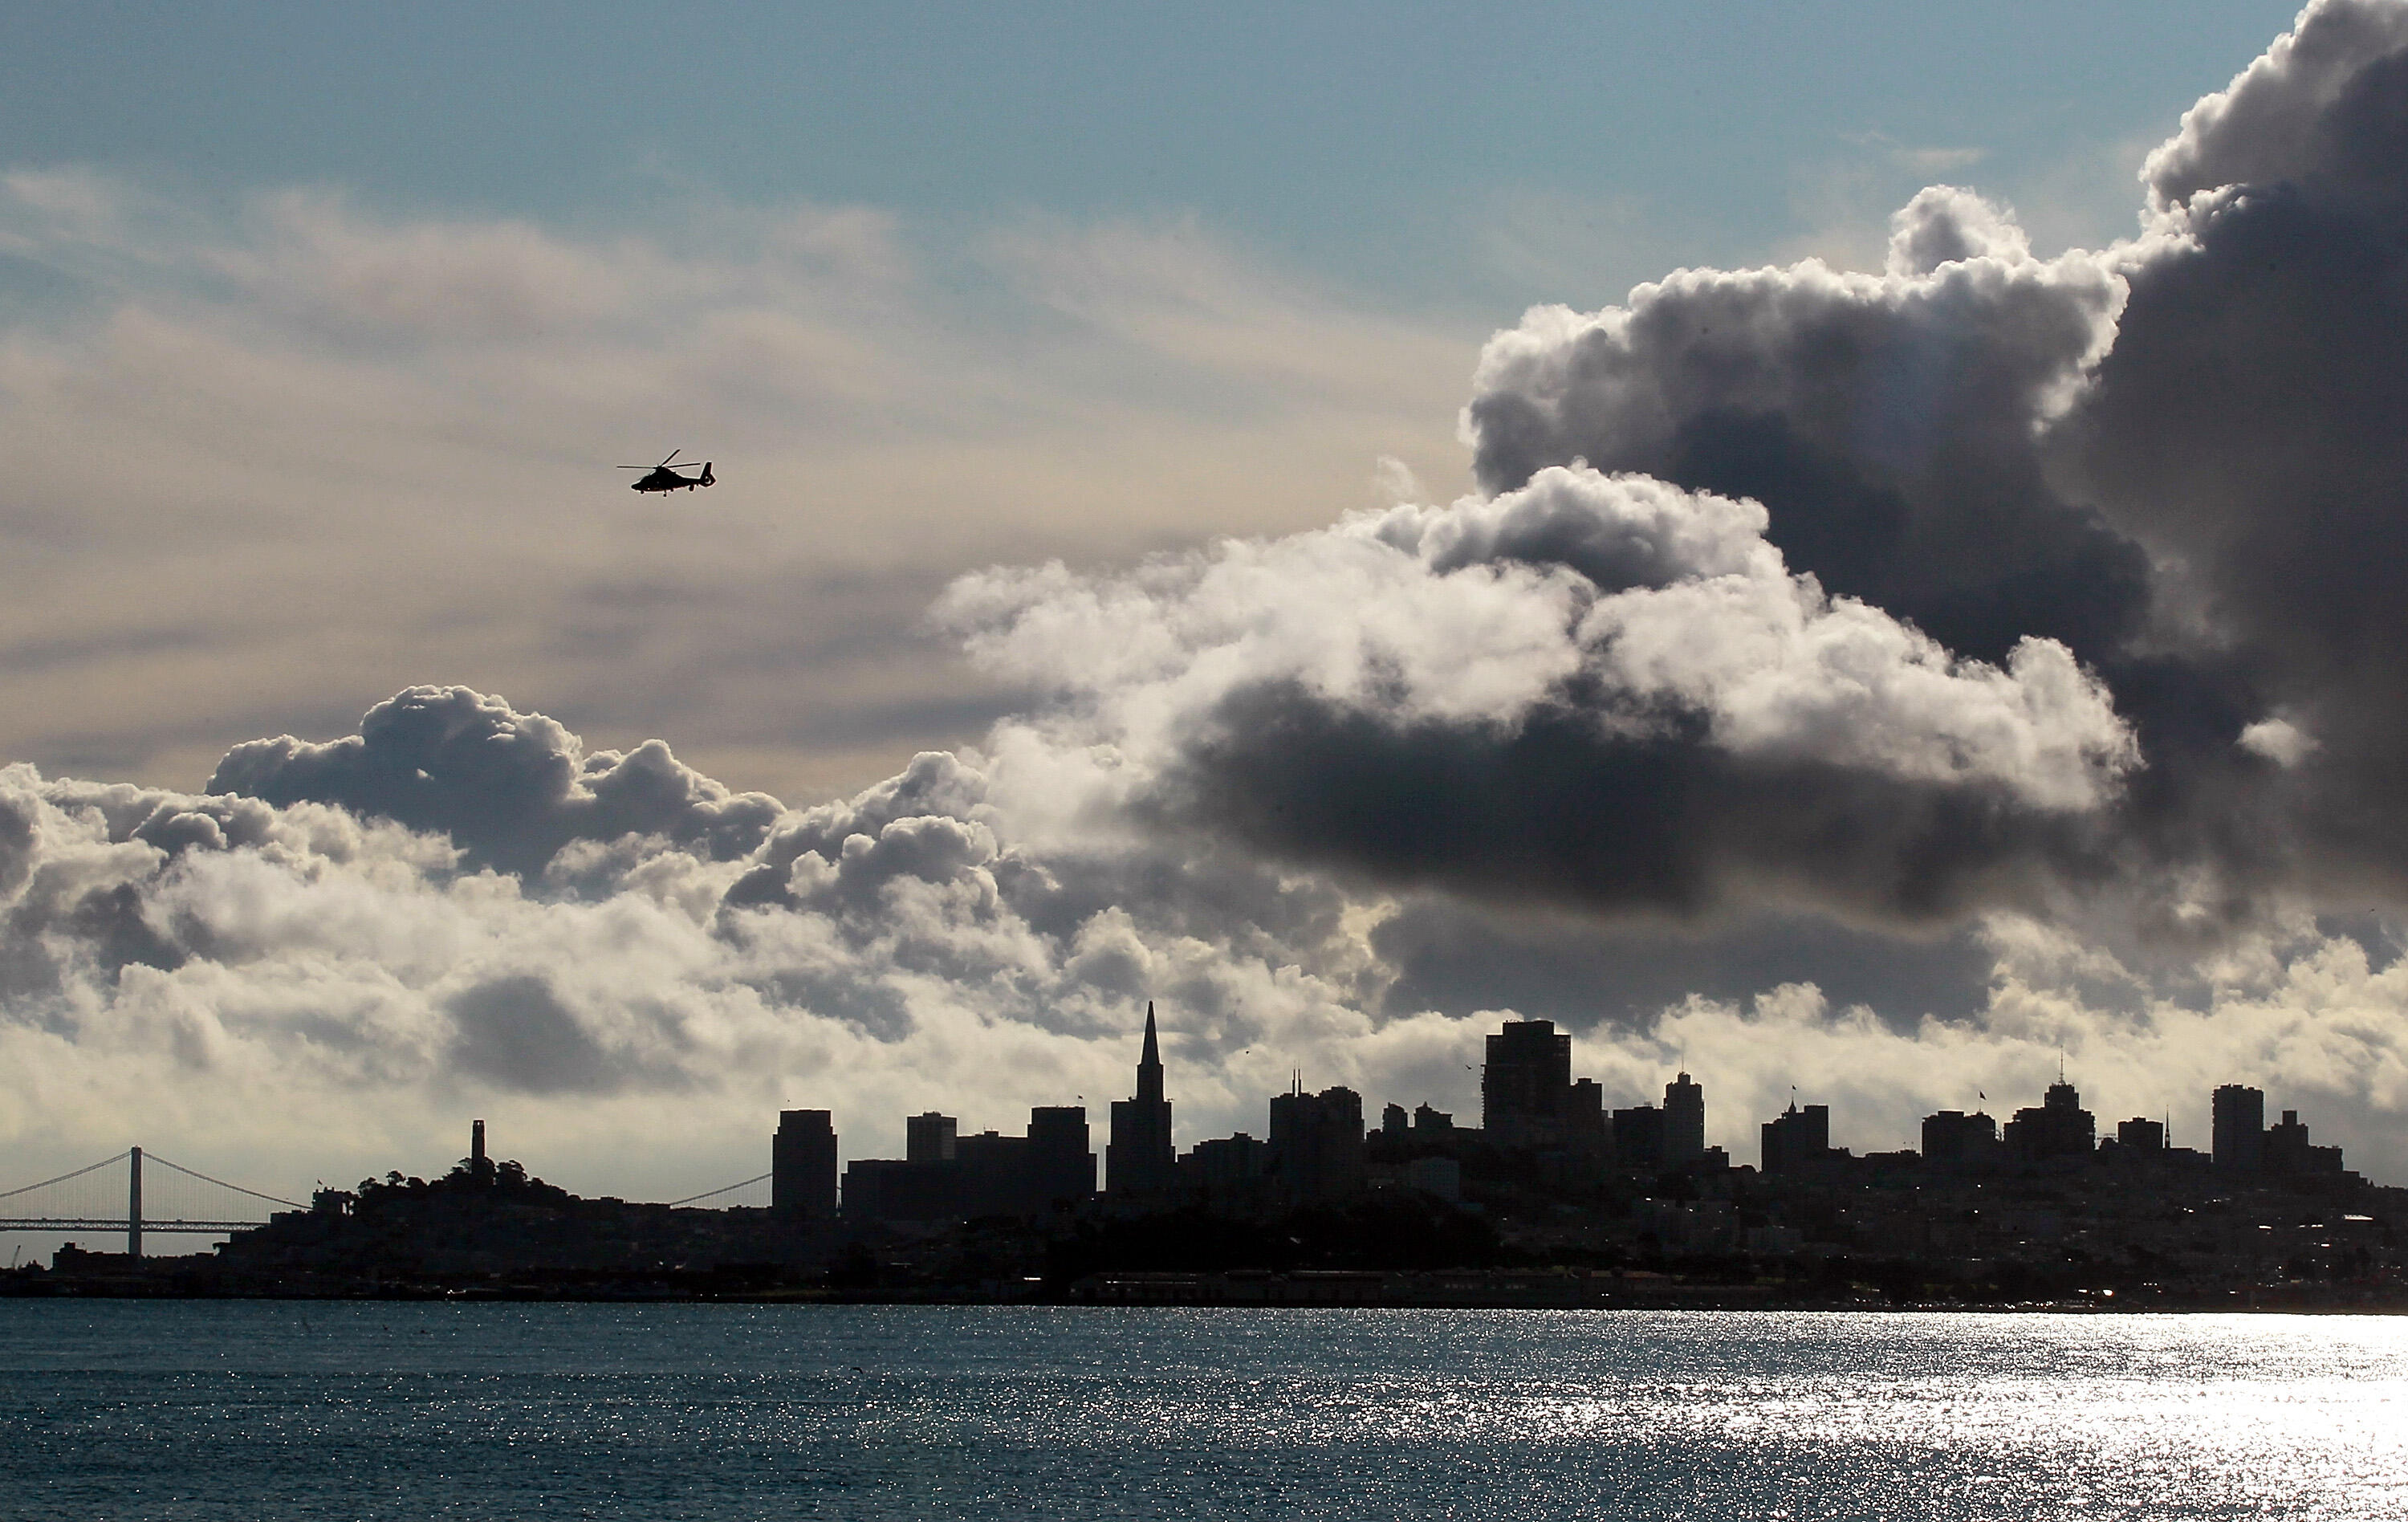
[2116,1117,2165,1152]
[1613,1105,1665,1169]
[1761,1101,1833,1174]
[1027,1105,1096,1208]
[843,1158,958,1222]
[1381,1102,1409,1137]
[1108,1003,1177,1196]
[771,1109,838,1217]
[470,1118,493,1184]
[1484,1019,1572,1146]
[2004,1080,2095,1162]
[907,1112,958,1163]
[1663,1073,1706,1166]
[2264,1109,2346,1176]
[1183,1133,1268,1210]
[1413,1104,1454,1135]
[1922,1109,1999,1171]
[957,1130,1031,1216]
[2214,1085,2265,1174]
[1270,1083,1365,1203]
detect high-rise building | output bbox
[2213,1084,2265,1174]
[772,1109,838,1216]
[907,1112,958,1164]
[1027,1105,1096,1208]
[1922,1109,1999,1170]
[2264,1109,2346,1176]
[1483,1019,1572,1145]
[1412,1103,1454,1135]
[2004,1080,2095,1162]
[1269,1084,1365,1203]
[2116,1117,2166,1152]
[1612,1105,1666,1168]
[1760,1101,1832,1174]
[1663,1072,1706,1166]
[1108,1003,1177,1196]
[1381,1102,1409,1137]
[955,1130,1031,1216]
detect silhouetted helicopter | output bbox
[618,450,715,493]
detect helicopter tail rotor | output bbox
[700,462,714,486]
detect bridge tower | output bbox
[128,1146,143,1259]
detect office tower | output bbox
[1760,1101,1831,1174]
[1569,1078,1609,1155]
[1108,1003,1177,1196]
[1027,1105,1096,1207]
[1922,1109,1999,1170]
[2003,1079,2096,1162]
[771,1109,838,1217]
[1663,1072,1706,1166]
[1412,1103,1454,1134]
[2213,1084,2265,1174]
[2264,1109,2346,1175]
[907,1112,958,1163]
[1483,1019,1572,1145]
[1183,1133,1269,1209]
[956,1130,1033,1216]
[1381,1102,1409,1137]
[1269,1084,1365,1203]
[840,1158,958,1222]
[1612,1105,1666,1168]
[2116,1117,2165,1151]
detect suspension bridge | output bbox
[0,1148,305,1257]
[1,1146,779,1260]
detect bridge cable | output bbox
[663,1172,773,1207]
[142,1154,307,1210]
[0,1151,131,1202]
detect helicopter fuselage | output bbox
[630,465,713,492]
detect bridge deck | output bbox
[0,1219,266,1233]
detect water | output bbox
[3,1304,2406,1520]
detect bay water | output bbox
[4,1302,2405,1519]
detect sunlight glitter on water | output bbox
[6,1304,2407,1520]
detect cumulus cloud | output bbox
[941,466,2135,925]
[14,0,2408,1208]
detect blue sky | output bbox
[2,2,2309,307]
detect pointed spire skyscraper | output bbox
[1108,1001,1177,1197]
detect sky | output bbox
[10,1,2408,1249]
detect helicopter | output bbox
[618,450,715,493]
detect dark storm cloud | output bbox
[1370,902,2001,1031]
[445,975,620,1096]
[1463,188,2144,667]
[2059,0,2408,903]
[209,686,783,877]
[1153,678,2112,927]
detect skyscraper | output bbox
[1663,1072,1705,1165]
[1483,1019,1572,1145]
[1269,1083,1365,1203]
[907,1112,958,1163]
[2213,1084,2265,1174]
[2003,1079,2095,1162]
[771,1109,838,1217]
[1108,1002,1176,1195]
[1027,1105,1096,1207]
[1760,1101,1832,1174]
